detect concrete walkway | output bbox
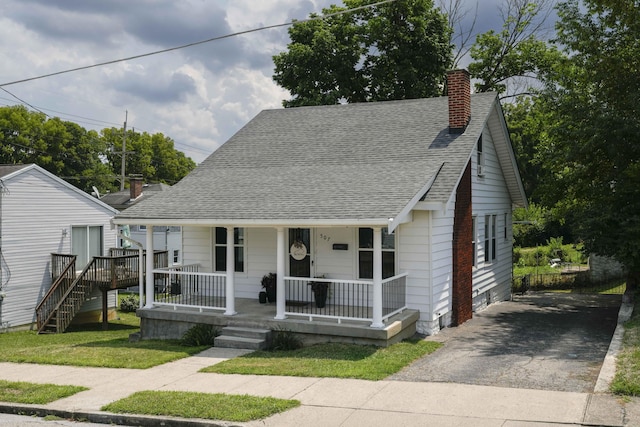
[0,296,637,426]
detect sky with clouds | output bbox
[0,0,524,164]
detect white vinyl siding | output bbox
[472,126,514,311]
[0,167,117,329]
[429,206,455,332]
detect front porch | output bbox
[137,298,419,347]
[136,267,418,346]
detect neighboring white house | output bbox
[0,164,119,330]
[99,177,182,266]
[113,70,527,341]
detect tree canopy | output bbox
[273,0,452,107]
[0,105,195,194]
[537,0,640,274]
[468,0,561,97]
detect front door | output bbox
[288,228,312,277]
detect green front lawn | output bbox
[102,391,300,422]
[0,380,87,404]
[612,289,640,395]
[0,312,207,368]
[202,339,441,380]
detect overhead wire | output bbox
[0,0,398,87]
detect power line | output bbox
[0,87,50,118]
[0,0,398,87]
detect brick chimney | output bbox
[129,175,143,201]
[447,69,471,134]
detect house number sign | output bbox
[290,242,307,260]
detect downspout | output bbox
[0,180,9,308]
[119,230,144,309]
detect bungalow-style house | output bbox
[0,164,119,330]
[99,176,182,265]
[113,70,527,346]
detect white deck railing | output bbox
[152,264,226,312]
[284,273,408,324]
[149,266,408,324]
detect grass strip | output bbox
[0,380,87,404]
[0,312,208,368]
[202,339,441,380]
[612,289,640,395]
[102,391,300,422]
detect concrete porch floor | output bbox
[136,298,420,347]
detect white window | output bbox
[484,215,497,263]
[358,228,395,279]
[477,135,485,176]
[504,213,509,242]
[71,225,103,267]
[173,250,180,264]
[214,227,244,272]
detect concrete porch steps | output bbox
[214,326,271,350]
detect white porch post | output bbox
[371,226,384,328]
[144,225,154,308]
[224,226,237,315]
[275,227,286,320]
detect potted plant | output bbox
[310,275,328,308]
[261,272,277,303]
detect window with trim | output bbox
[214,227,244,272]
[472,216,477,268]
[484,215,497,263]
[477,135,485,176]
[173,250,180,264]
[504,213,509,242]
[358,228,395,279]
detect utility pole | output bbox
[120,111,128,191]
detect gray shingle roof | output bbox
[116,93,501,225]
[0,164,29,178]
[100,183,171,211]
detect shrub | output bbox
[181,324,219,347]
[546,237,568,261]
[119,294,140,313]
[268,328,303,351]
[521,247,549,267]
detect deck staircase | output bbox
[36,250,168,334]
[214,326,272,350]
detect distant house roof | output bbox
[100,183,171,211]
[114,93,526,228]
[0,164,30,178]
[0,163,118,214]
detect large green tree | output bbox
[102,128,195,186]
[273,0,452,107]
[468,0,561,97]
[0,105,195,193]
[0,105,114,193]
[539,0,640,280]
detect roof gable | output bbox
[0,164,118,215]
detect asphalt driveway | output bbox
[388,292,621,393]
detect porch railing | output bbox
[284,273,408,323]
[152,264,226,311]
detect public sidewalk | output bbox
[0,344,635,427]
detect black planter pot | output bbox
[266,288,276,303]
[313,286,328,308]
[259,291,267,304]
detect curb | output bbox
[0,403,239,427]
[594,296,634,393]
